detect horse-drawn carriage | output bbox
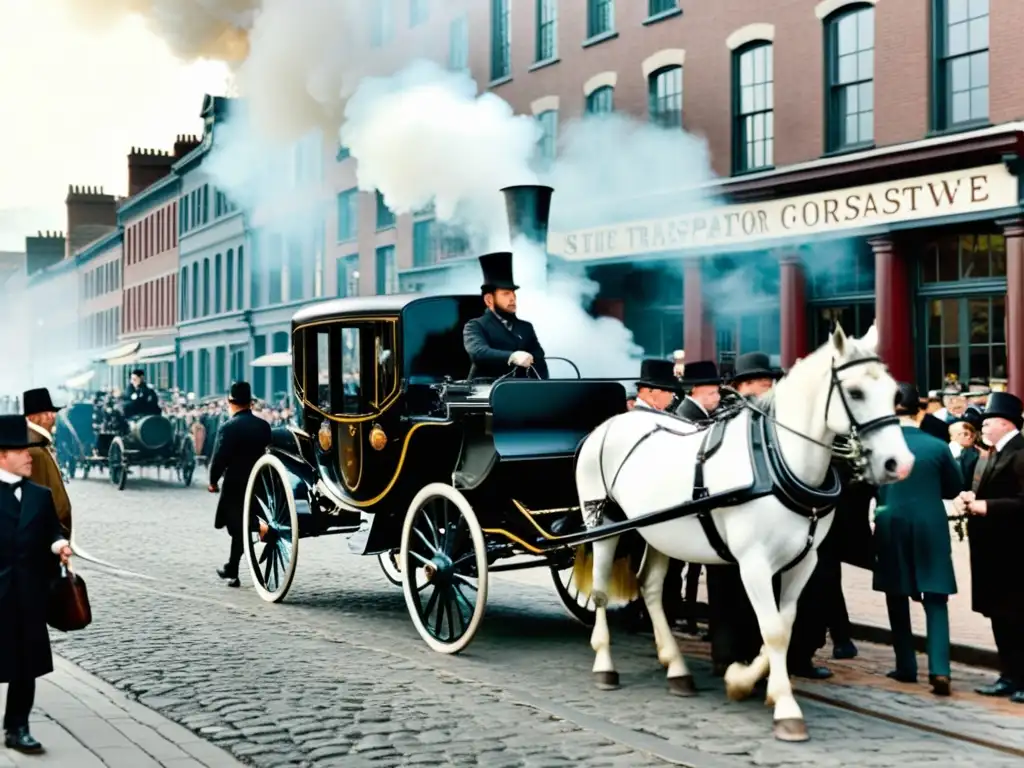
[55,393,196,490]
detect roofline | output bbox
[27,257,78,285]
[74,229,123,265]
[117,173,181,221]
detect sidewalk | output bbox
[0,656,244,768]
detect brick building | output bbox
[338,0,1024,395]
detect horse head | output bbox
[821,322,914,485]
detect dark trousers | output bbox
[662,560,703,621]
[991,615,1024,688]
[886,593,950,677]
[3,679,36,731]
[227,530,244,575]
[822,553,852,644]
[707,565,761,666]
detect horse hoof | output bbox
[668,675,698,697]
[594,671,620,690]
[724,663,751,702]
[773,718,809,742]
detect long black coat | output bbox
[967,433,1024,619]
[122,384,160,419]
[210,411,272,536]
[463,310,548,380]
[675,396,711,422]
[0,481,65,683]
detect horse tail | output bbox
[571,541,640,603]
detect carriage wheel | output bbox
[551,557,598,627]
[378,550,403,586]
[243,455,300,603]
[108,439,127,491]
[180,437,196,487]
[400,483,488,654]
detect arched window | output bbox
[648,66,682,128]
[586,86,614,115]
[825,5,874,151]
[733,42,774,172]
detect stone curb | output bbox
[849,622,999,670]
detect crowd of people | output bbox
[626,355,1024,704]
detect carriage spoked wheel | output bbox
[179,436,196,487]
[107,438,127,491]
[550,557,598,627]
[242,455,300,603]
[400,483,488,654]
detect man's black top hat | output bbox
[131,368,146,377]
[730,352,782,384]
[22,388,62,417]
[895,382,920,415]
[636,359,681,392]
[955,406,983,430]
[919,413,951,442]
[983,391,1024,429]
[478,251,519,292]
[680,360,722,386]
[0,414,49,450]
[228,381,253,406]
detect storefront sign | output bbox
[548,163,1020,260]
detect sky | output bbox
[0,0,230,250]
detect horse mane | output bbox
[755,333,879,410]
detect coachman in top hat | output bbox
[22,387,72,536]
[0,415,73,753]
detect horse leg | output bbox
[589,535,621,690]
[639,547,696,696]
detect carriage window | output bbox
[376,321,396,406]
[316,330,330,411]
[341,327,361,413]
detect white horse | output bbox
[572,325,914,742]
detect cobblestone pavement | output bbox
[51,473,1024,767]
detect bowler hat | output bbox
[0,415,49,450]
[919,413,951,442]
[895,382,920,415]
[730,352,782,384]
[478,251,519,292]
[228,381,253,406]
[680,360,722,387]
[22,388,62,416]
[131,369,146,377]
[982,391,1024,429]
[636,359,681,392]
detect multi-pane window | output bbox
[649,0,676,15]
[375,246,398,295]
[648,66,682,128]
[337,254,360,298]
[935,0,989,129]
[449,15,469,71]
[375,191,395,230]
[536,0,557,62]
[586,86,614,114]
[490,0,510,80]
[536,110,558,167]
[826,6,874,150]
[410,0,429,27]
[337,189,358,241]
[587,0,614,38]
[413,219,436,267]
[370,0,394,47]
[920,233,1006,283]
[734,43,774,172]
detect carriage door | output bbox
[334,324,367,491]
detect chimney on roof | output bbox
[173,133,201,160]
[25,231,66,276]
[127,145,176,197]
[65,184,117,259]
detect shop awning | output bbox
[108,344,177,366]
[94,341,141,364]
[251,352,291,367]
[63,370,95,389]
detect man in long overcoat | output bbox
[23,388,72,536]
[0,415,72,753]
[873,383,962,696]
[463,251,549,380]
[209,382,272,588]
[957,391,1024,703]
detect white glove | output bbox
[508,351,534,368]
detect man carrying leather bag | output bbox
[0,415,73,754]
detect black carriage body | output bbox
[282,293,627,558]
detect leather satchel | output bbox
[48,564,92,632]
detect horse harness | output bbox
[597,355,896,573]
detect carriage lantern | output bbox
[501,184,553,250]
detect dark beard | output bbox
[493,306,517,322]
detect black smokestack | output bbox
[502,184,553,250]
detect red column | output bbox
[871,235,913,384]
[1001,219,1024,399]
[779,257,808,368]
[684,259,714,361]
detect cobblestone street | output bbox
[48,472,1024,767]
